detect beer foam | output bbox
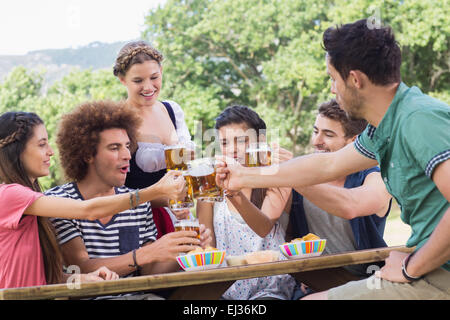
[246,147,270,152]
[189,165,214,177]
[175,219,199,227]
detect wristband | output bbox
[128,249,142,276]
[129,192,134,209]
[129,189,140,209]
[401,251,422,282]
[134,189,140,207]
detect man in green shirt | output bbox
[217,19,450,299]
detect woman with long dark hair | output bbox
[0,111,187,289]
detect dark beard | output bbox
[343,87,365,121]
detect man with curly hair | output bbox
[46,101,210,299]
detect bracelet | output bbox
[134,189,140,207]
[128,249,142,276]
[129,192,134,209]
[225,191,240,199]
[129,189,140,209]
[401,251,422,282]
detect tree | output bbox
[0,67,127,188]
[142,0,449,155]
[0,66,45,114]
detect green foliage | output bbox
[0,66,44,113]
[143,0,448,155]
[0,66,125,188]
[0,0,448,188]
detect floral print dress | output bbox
[213,200,296,300]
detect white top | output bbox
[213,200,296,300]
[135,101,194,173]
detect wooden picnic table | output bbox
[0,245,413,300]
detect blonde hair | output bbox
[113,41,164,77]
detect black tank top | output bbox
[125,101,177,189]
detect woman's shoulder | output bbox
[163,100,184,115]
[0,183,39,195]
[0,184,42,229]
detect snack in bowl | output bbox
[177,247,225,271]
[280,233,326,259]
[245,250,280,264]
[226,250,279,266]
[287,233,321,244]
[225,255,247,266]
[188,246,218,254]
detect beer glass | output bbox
[245,142,272,167]
[187,157,224,202]
[164,144,195,171]
[173,218,200,239]
[168,171,195,210]
[164,144,195,210]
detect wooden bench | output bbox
[0,246,413,300]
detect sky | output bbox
[0,0,167,55]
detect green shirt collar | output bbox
[368,82,409,143]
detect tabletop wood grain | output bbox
[0,245,414,300]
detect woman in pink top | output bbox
[0,111,196,289]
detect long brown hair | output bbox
[0,111,63,284]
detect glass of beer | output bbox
[245,142,272,167]
[165,144,195,210]
[168,171,195,211]
[187,157,224,202]
[174,218,200,239]
[164,144,195,171]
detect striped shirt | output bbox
[45,183,157,259]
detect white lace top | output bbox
[135,101,194,173]
[213,200,296,300]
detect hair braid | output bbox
[113,41,164,77]
[0,115,28,148]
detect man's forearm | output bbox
[241,154,335,188]
[407,207,450,277]
[240,146,375,189]
[144,261,180,275]
[71,252,139,277]
[295,184,360,219]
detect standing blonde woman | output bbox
[114,41,194,233]
[113,40,193,190]
[0,111,187,289]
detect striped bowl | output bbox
[176,250,226,271]
[279,239,327,259]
